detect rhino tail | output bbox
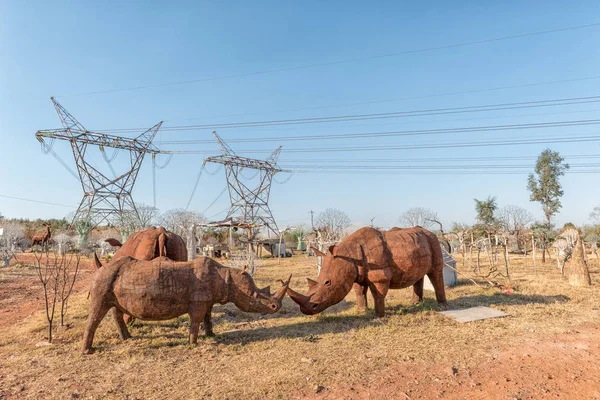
[158,232,167,258]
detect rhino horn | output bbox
[274,274,292,302]
[306,278,318,289]
[93,253,102,270]
[286,284,312,306]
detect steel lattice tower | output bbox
[204,131,288,237]
[35,98,163,228]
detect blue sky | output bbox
[2,1,600,229]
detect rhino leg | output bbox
[188,303,209,344]
[426,270,448,307]
[411,278,424,304]
[112,308,131,340]
[368,282,390,318]
[82,301,112,354]
[202,305,214,337]
[353,283,368,311]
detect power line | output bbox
[58,22,600,97]
[98,95,600,133]
[279,154,600,163]
[164,75,600,123]
[201,187,228,215]
[0,194,76,208]
[155,119,600,145]
[160,133,600,155]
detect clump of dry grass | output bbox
[0,253,598,399]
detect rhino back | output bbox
[334,227,441,288]
[112,258,216,320]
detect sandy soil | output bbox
[1,253,599,399]
[302,323,600,400]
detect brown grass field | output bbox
[0,252,599,399]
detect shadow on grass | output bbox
[114,293,571,348]
[451,293,570,308]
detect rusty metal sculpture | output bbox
[287,226,447,317]
[108,226,188,262]
[31,224,51,249]
[82,255,291,354]
[103,226,188,325]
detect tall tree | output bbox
[527,149,569,226]
[474,196,498,227]
[398,207,438,230]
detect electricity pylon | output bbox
[204,131,288,237]
[35,98,163,228]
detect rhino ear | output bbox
[93,252,102,270]
[241,265,248,274]
[306,278,318,289]
[311,247,326,257]
[328,245,336,255]
[258,286,271,296]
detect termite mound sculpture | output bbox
[287,226,447,317]
[83,255,291,354]
[102,226,188,325]
[107,226,187,262]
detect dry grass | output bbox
[0,253,598,399]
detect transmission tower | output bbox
[204,131,289,237]
[35,98,163,228]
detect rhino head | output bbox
[226,267,291,314]
[287,245,362,315]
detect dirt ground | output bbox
[0,252,599,399]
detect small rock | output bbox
[301,357,315,363]
[71,393,80,399]
[315,385,325,393]
[35,341,52,347]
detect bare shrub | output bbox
[34,251,81,343]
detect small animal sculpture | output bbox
[83,254,291,354]
[107,226,187,262]
[286,226,447,317]
[31,224,51,249]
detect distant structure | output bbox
[35,98,163,228]
[204,131,289,238]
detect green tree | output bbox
[474,196,498,227]
[527,149,569,227]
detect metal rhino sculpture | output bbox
[107,226,188,262]
[287,226,447,317]
[83,255,291,354]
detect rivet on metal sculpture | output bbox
[204,131,290,238]
[35,98,163,228]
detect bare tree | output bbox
[158,209,205,238]
[315,208,351,242]
[58,254,81,326]
[34,251,81,342]
[0,221,25,252]
[398,207,438,230]
[34,251,61,343]
[497,205,533,250]
[497,205,533,233]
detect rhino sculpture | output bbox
[83,255,291,354]
[287,226,447,317]
[107,226,187,262]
